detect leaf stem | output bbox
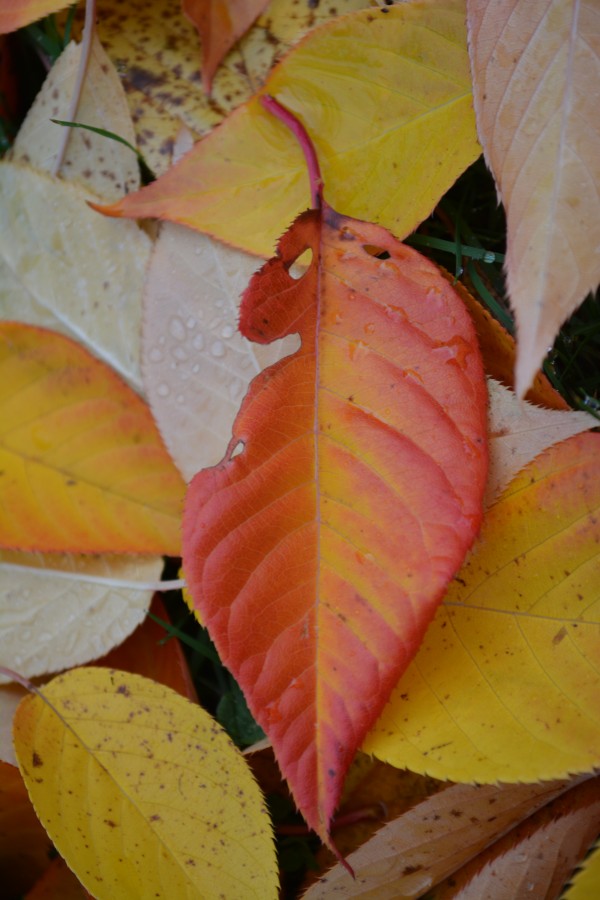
[51,0,96,176]
[0,562,185,592]
[260,95,322,209]
[0,666,37,691]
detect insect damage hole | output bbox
[288,248,313,279]
[363,244,391,260]
[230,440,245,459]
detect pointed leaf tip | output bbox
[183,201,488,838]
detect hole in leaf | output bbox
[288,248,313,280]
[363,244,391,260]
[230,441,245,459]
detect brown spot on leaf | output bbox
[32,752,43,767]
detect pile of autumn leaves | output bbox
[1,0,600,897]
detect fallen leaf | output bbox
[0,161,151,390]
[485,378,594,505]
[0,760,53,897]
[184,0,269,93]
[429,777,600,899]
[183,196,488,841]
[0,550,163,682]
[0,0,70,33]
[14,667,278,898]
[142,222,297,479]
[99,0,480,256]
[303,778,578,898]
[364,431,600,783]
[75,0,368,176]
[467,0,600,397]
[0,322,185,554]
[11,37,140,200]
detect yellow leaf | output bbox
[14,667,278,899]
[486,378,595,506]
[467,0,600,397]
[10,37,139,200]
[142,223,297,478]
[76,0,368,177]
[0,161,151,390]
[363,432,600,782]
[102,0,480,256]
[0,550,163,682]
[304,779,576,898]
[0,322,184,555]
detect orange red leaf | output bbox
[183,201,488,842]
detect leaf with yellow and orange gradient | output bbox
[467,0,600,397]
[0,322,184,555]
[364,431,600,783]
[0,0,70,33]
[14,667,277,899]
[100,0,480,256]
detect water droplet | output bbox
[192,333,205,351]
[157,383,170,398]
[176,394,184,404]
[169,316,186,341]
[211,340,225,358]
[148,347,163,363]
[172,346,188,361]
[221,324,234,339]
[186,316,196,329]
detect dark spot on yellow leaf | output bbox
[32,752,43,767]
[104,819,117,828]
[403,865,422,875]
[128,66,166,91]
[116,684,131,696]
[553,627,567,645]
